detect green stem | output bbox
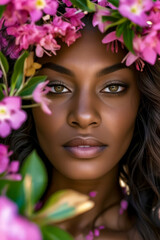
[105,17,127,31]
[22,103,40,108]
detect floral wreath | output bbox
[0,0,159,239]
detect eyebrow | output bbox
[41,62,128,77]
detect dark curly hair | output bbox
[1,13,160,240]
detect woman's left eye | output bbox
[48,84,70,94]
[101,84,126,94]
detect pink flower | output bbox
[62,0,72,7]
[64,8,85,29]
[33,81,52,115]
[64,28,81,46]
[92,9,111,33]
[7,24,45,50]
[0,0,11,4]
[102,31,124,53]
[0,97,27,138]
[3,2,28,26]
[29,0,59,22]
[36,34,60,57]
[0,144,12,174]
[0,196,42,240]
[119,0,153,26]
[0,143,22,180]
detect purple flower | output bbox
[33,81,52,115]
[0,97,27,138]
[119,0,153,26]
[0,196,42,240]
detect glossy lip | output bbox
[63,137,108,159]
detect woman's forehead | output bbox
[39,28,127,68]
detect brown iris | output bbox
[54,85,64,93]
[108,85,119,92]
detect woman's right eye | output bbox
[48,84,70,94]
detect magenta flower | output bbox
[92,9,111,33]
[64,8,85,29]
[33,81,52,115]
[0,144,12,174]
[0,97,27,138]
[119,0,153,26]
[0,143,22,180]
[119,199,128,215]
[0,0,11,4]
[36,34,60,57]
[0,196,42,240]
[62,0,72,7]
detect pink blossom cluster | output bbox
[93,0,160,67]
[0,196,42,240]
[0,144,21,181]
[0,0,85,58]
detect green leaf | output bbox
[0,83,5,100]
[5,150,48,214]
[0,51,9,74]
[123,26,134,53]
[10,51,29,95]
[0,5,6,18]
[18,75,47,96]
[41,226,73,240]
[107,0,119,7]
[32,190,94,224]
[70,0,95,12]
[20,150,48,210]
[116,21,129,38]
[102,15,120,23]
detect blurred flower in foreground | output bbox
[0,196,42,240]
[0,97,27,138]
[0,144,21,180]
[33,81,52,115]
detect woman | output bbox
[4,19,159,240]
[1,1,160,239]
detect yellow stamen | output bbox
[0,107,10,120]
[35,0,46,9]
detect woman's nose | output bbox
[67,92,101,129]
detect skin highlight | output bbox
[32,27,141,239]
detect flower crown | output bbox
[0,0,160,68]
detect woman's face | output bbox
[32,27,140,180]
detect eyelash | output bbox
[47,82,127,95]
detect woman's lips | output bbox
[63,137,107,159]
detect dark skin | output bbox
[32,26,142,239]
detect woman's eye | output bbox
[49,84,70,94]
[101,84,126,94]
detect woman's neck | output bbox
[44,165,123,236]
